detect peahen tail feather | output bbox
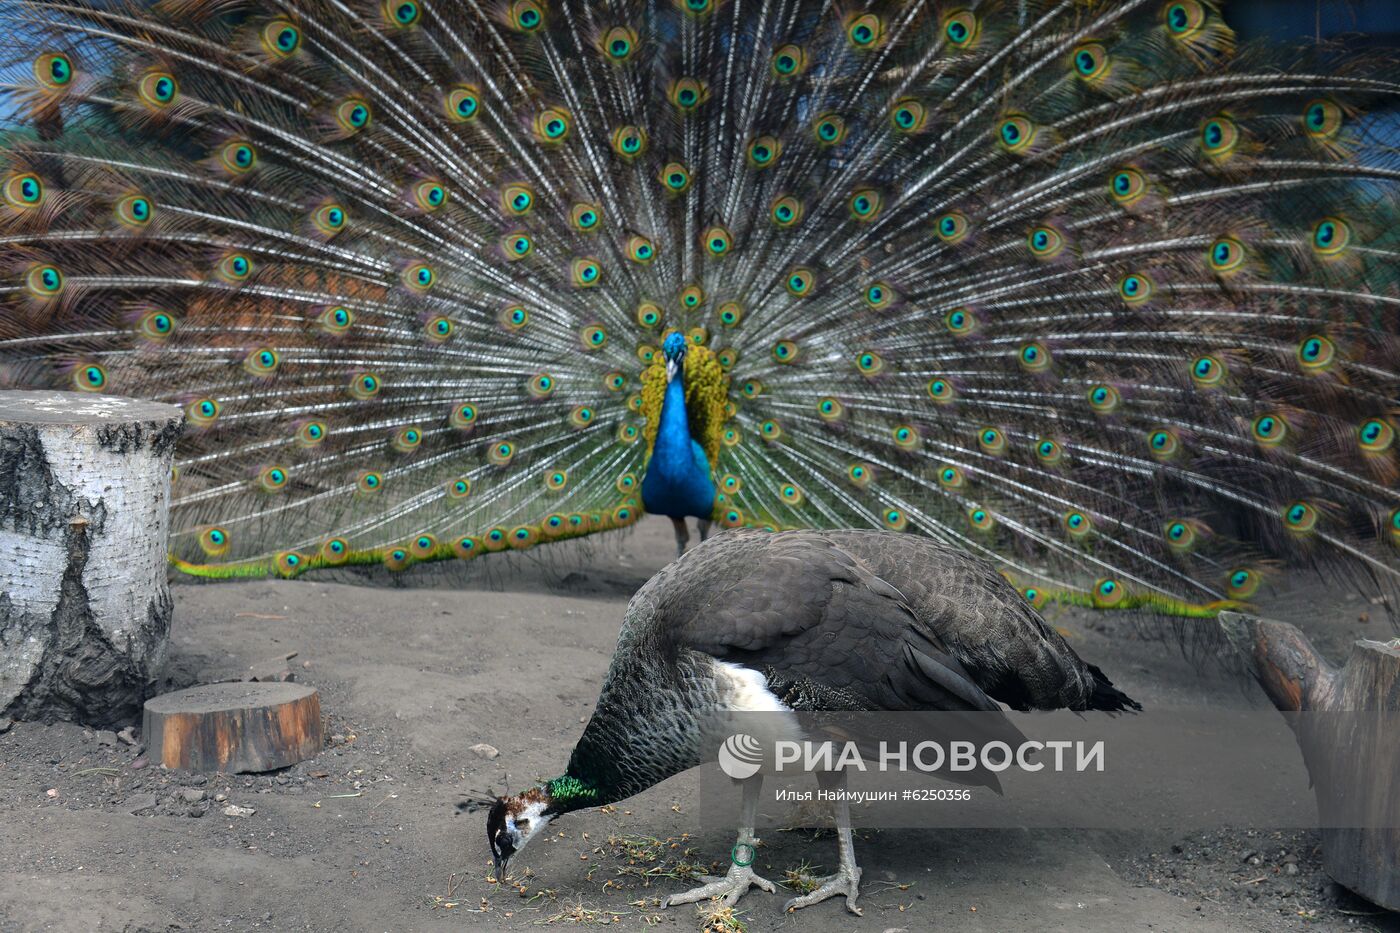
[1,0,1397,618]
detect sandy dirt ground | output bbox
[1,516,1398,933]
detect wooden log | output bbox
[1218,611,1400,911]
[143,681,324,773]
[0,390,182,726]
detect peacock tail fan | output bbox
[0,1,1397,620]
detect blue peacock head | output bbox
[662,332,687,381]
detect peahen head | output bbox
[486,788,556,880]
[662,332,687,381]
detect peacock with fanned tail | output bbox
[1,0,1398,616]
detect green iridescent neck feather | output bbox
[545,775,602,812]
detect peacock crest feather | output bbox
[0,0,1397,617]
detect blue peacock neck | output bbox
[641,340,717,520]
[650,376,694,481]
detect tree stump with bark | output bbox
[143,682,323,773]
[0,390,182,726]
[1219,611,1400,911]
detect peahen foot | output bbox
[662,861,777,909]
[783,863,862,915]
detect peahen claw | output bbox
[783,864,862,915]
[662,863,777,909]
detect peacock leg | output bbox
[670,516,690,557]
[662,776,777,909]
[783,772,863,915]
[697,519,712,544]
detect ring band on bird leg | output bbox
[730,841,756,867]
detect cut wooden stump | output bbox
[1219,612,1400,911]
[143,681,324,773]
[0,391,182,726]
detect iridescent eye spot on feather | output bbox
[605,372,626,391]
[1163,520,1198,553]
[722,507,745,528]
[1311,217,1350,257]
[1022,587,1048,609]
[216,140,257,177]
[484,527,508,550]
[771,44,808,78]
[1296,334,1336,371]
[403,262,435,291]
[943,11,979,48]
[772,340,798,364]
[618,423,640,444]
[137,309,176,342]
[770,195,803,227]
[382,0,420,28]
[865,281,895,310]
[383,548,410,571]
[813,113,847,146]
[1283,501,1319,534]
[1390,510,1400,547]
[1303,99,1343,139]
[258,465,289,492]
[544,469,569,492]
[997,115,1036,154]
[612,125,647,158]
[312,203,347,236]
[890,99,926,134]
[35,52,74,89]
[846,13,884,49]
[1358,418,1395,454]
[623,236,655,264]
[1227,567,1261,599]
[703,226,733,256]
[244,347,280,376]
[4,173,44,210]
[849,189,883,222]
[444,85,481,122]
[261,21,301,58]
[883,508,907,531]
[679,284,704,309]
[668,78,707,113]
[600,26,638,62]
[349,372,381,399]
[1117,272,1153,304]
[717,349,736,371]
[617,472,639,494]
[319,305,353,334]
[509,0,544,32]
[187,398,221,426]
[978,427,1006,455]
[937,465,964,489]
[1251,413,1287,447]
[847,464,873,488]
[137,71,178,109]
[1063,511,1092,539]
[855,351,883,376]
[73,364,105,392]
[1072,43,1109,81]
[1036,438,1065,466]
[216,252,253,282]
[426,316,454,342]
[741,379,763,398]
[569,405,595,429]
[968,508,994,532]
[678,0,715,16]
[760,420,784,442]
[1200,116,1238,160]
[1146,427,1180,460]
[660,162,692,193]
[817,397,844,422]
[358,471,383,493]
[723,427,741,447]
[719,302,742,327]
[334,97,372,134]
[502,233,533,260]
[636,302,662,327]
[944,308,976,336]
[501,184,533,215]
[450,403,478,430]
[935,211,968,243]
[297,421,327,446]
[746,136,781,169]
[1027,225,1064,259]
[1092,577,1127,608]
[571,258,601,287]
[927,378,955,404]
[393,426,422,452]
[200,526,231,557]
[1087,384,1121,414]
[785,268,814,297]
[527,373,556,399]
[1019,342,1050,372]
[1163,1,1206,38]
[571,203,601,230]
[535,107,571,142]
[580,325,606,350]
[25,264,63,299]
[488,441,516,466]
[409,535,437,559]
[892,424,920,450]
[1207,236,1245,274]
[779,484,803,506]
[1108,168,1147,206]
[115,194,153,228]
[1190,355,1225,388]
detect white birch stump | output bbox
[0,390,183,726]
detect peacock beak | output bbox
[666,358,679,382]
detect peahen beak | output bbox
[493,853,509,881]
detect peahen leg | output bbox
[697,519,712,544]
[783,772,863,915]
[670,517,690,557]
[662,776,777,909]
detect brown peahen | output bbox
[0,0,1397,618]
